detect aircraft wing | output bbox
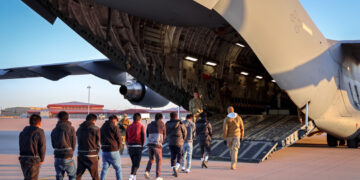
[0,59,127,85]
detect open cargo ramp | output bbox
[142,115,315,163]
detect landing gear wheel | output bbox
[347,138,358,148]
[327,134,337,147]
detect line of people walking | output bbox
[18,105,244,180]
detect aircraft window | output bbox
[348,83,358,106]
[355,85,360,104]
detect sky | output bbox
[0,0,360,110]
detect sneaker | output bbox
[185,169,191,173]
[175,163,180,170]
[172,167,178,177]
[181,167,185,172]
[203,161,208,168]
[144,171,150,179]
[156,177,163,180]
[128,175,134,180]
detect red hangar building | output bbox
[27,101,122,119]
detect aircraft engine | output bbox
[119,81,169,108]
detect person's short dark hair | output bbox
[186,114,193,120]
[155,113,163,121]
[133,113,141,121]
[193,88,198,93]
[29,114,41,126]
[200,112,207,120]
[109,114,118,121]
[170,112,177,119]
[57,111,69,122]
[86,113,97,121]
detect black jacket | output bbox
[19,126,46,162]
[165,119,187,147]
[100,120,121,152]
[51,121,76,158]
[76,121,100,156]
[196,118,213,143]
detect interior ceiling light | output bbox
[205,61,217,66]
[235,43,245,47]
[240,72,249,76]
[184,56,198,62]
[272,80,276,83]
[256,76,263,79]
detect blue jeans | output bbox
[182,142,193,169]
[54,158,76,180]
[100,151,122,180]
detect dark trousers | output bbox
[128,147,143,175]
[169,145,183,167]
[200,141,211,159]
[145,146,162,177]
[76,156,99,180]
[19,157,40,180]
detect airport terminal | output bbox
[1,0,360,179]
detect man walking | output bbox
[144,113,166,180]
[165,112,187,177]
[76,114,101,180]
[222,106,244,170]
[196,112,212,168]
[126,113,145,180]
[51,111,77,180]
[19,114,46,180]
[181,114,196,173]
[100,115,122,180]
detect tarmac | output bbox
[0,118,359,180]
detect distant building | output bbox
[25,101,190,120]
[27,101,122,119]
[1,107,44,118]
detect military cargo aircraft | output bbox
[1,0,360,161]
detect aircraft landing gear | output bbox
[327,134,338,147]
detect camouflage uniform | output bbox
[189,98,203,123]
[118,116,130,155]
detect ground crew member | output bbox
[222,106,244,170]
[118,114,130,155]
[51,111,76,180]
[145,113,166,180]
[196,112,212,168]
[181,114,196,173]
[100,115,122,180]
[126,113,145,180]
[166,112,187,177]
[189,89,203,123]
[19,114,46,180]
[76,114,100,180]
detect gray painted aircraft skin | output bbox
[2,0,360,140]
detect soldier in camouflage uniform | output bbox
[118,114,130,155]
[189,90,203,123]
